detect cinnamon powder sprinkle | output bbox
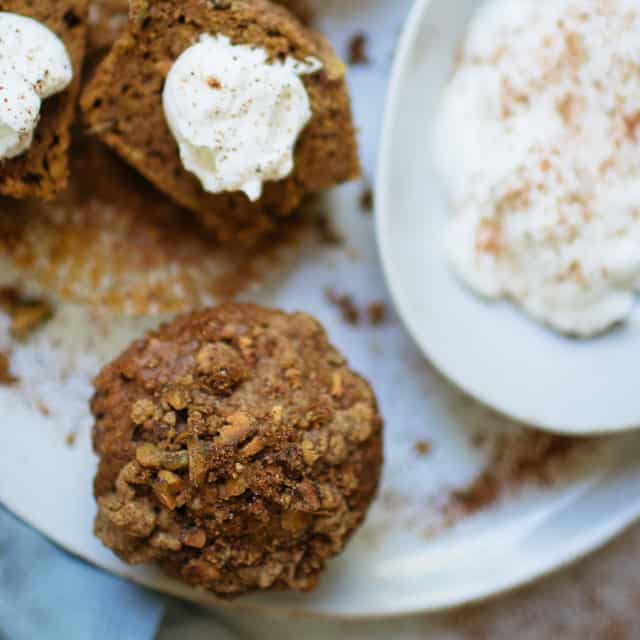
[207,76,222,90]
[444,432,590,521]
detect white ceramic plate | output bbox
[3,300,640,621]
[4,185,640,619]
[376,0,640,435]
[3,0,640,622]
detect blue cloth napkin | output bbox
[0,507,166,640]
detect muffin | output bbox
[0,1,88,199]
[81,0,360,246]
[92,304,383,596]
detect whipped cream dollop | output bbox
[435,0,640,337]
[0,12,73,160]
[163,33,321,201]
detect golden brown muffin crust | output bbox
[81,0,360,246]
[0,0,88,199]
[92,304,383,597]
[86,0,314,60]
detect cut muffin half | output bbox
[0,0,88,199]
[81,0,360,246]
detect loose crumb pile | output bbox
[436,0,640,336]
[434,431,592,532]
[0,136,308,315]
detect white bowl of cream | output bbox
[376,0,640,434]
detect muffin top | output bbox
[92,304,383,596]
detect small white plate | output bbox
[376,0,640,435]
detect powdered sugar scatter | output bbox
[435,0,640,336]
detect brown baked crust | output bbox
[92,304,383,597]
[86,0,314,60]
[0,0,88,199]
[81,0,360,246]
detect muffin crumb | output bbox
[0,352,17,385]
[414,440,431,457]
[348,32,369,66]
[359,186,374,214]
[326,289,360,325]
[367,302,386,326]
[0,288,53,341]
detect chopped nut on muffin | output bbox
[81,0,360,246]
[92,304,383,597]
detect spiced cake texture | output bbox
[0,0,88,199]
[86,0,313,59]
[81,0,360,246]
[87,0,128,60]
[92,304,383,596]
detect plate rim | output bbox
[5,448,640,621]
